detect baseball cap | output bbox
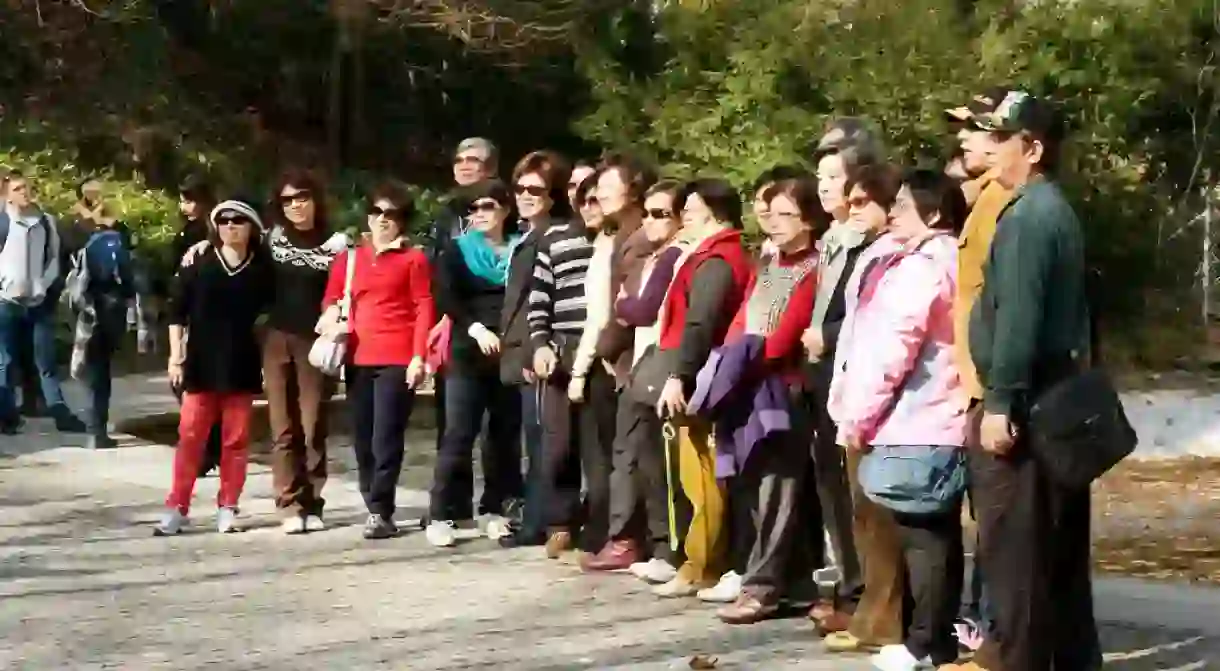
[944,87,1008,123]
[973,90,1064,141]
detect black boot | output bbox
[50,405,88,433]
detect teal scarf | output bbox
[456,230,519,286]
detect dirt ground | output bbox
[1093,457,1220,584]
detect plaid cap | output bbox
[973,90,1063,140]
[944,87,1008,122]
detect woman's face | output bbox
[642,192,679,244]
[752,185,773,235]
[179,196,202,221]
[846,184,889,234]
[595,168,629,219]
[680,193,716,232]
[469,197,509,235]
[767,193,811,252]
[568,166,596,208]
[579,192,605,231]
[367,198,404,240]
[887,185,932,241]
[280,184,317,229]
[217,217,254,247]
[515,172,553,221]
[816,154,849,219]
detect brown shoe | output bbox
[581,539,640,572]
[813,610,853,637]
[545,529,573,559]
[716,593,777,625]
[808,599,836,622]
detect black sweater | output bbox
[169,248,274,394]
[436,238,508,374]
[265,226,343,336]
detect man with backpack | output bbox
[0,171,87,435]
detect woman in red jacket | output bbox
[650,178,752,598]
[320,182,434,540]
[715,176,832,623]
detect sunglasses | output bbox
[514,184,548,197]
[469,201,502,213]
[279,191,312,206]
[216,216,252,227]
[367,205,403,218]
[454,155,485,166]
[645,208,673,219]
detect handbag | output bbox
[1026,367,1137,489]
[308,247,355,376]
[427,316,452,373]
[858,445,968,515]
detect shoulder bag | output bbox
[309,247,355,376]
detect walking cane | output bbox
[661,420,680,553]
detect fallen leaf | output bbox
[689,654,719,669]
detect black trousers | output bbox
[348,365,416,520]
[608,396,679,561]
[807,381,864,606]
[896,508,963,666]
[83,293,130,436]
[971,444,1102,671]
[576,366,618,552]
[430,368,523,521]
[519,383,546,538]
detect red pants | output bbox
[166,392,254,514]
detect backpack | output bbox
[83,228,130,287]
[0,209,54,262]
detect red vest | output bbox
[658,228,751,351]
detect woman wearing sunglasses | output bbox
[263,169,350,535]
[321,182,434,540]
[156,200,274,536]
[426,179,526,548]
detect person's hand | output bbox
[802,326,825,361]
[406,357,426,389]
[469,323,501,356]
[315,305,344,336]
[181,240,210,268]
[980,412,1016,455]
[568,375,586,403]
[656,377,687,419]
[844,432,870,453]
[522,368,537,384]
[533,346,558,380]
[167,359,184,388]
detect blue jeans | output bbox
[520,383,545,537]
[0,300,66,421]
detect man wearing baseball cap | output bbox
[944,92,1100,671]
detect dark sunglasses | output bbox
[514,184,548,197]
[645,208,673,219]
[367,205,403,218]
[469,201,502,214]
[278,191,312,206]
[216,216,253,227]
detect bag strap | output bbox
[338,246,356,320]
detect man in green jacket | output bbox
[950,92,1100,671]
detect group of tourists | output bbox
[0,87,1103,671]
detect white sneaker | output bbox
[153,508,188,536]
[814,565,842,586]
[484,515,512,541]
[304,515,326,532]
[217,507,241,534]
[281,516,307,535]
[652,576,699,598]
[629,558,678,584]
[869,644,931,671]
[696,570,742,603]
[426,520,457,547]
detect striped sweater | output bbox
[528,220,594,349]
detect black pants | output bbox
[574,366,617,552]
[539,372,583,533]
[348,365,416,520]
[83,294,130,437]
[727,473,760,575]
[608,396,678,561]
[807,382,863,606]
[971,445,1101,671]
[430,368,523,521]
[520,384,546,539]
[896,509,963,666]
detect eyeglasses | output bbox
[454,155,485,166]
[279,191,312,207]
[469,201,501,213]
[514,184,547,197]
[645,208,673,219]
[367,205,402,218]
